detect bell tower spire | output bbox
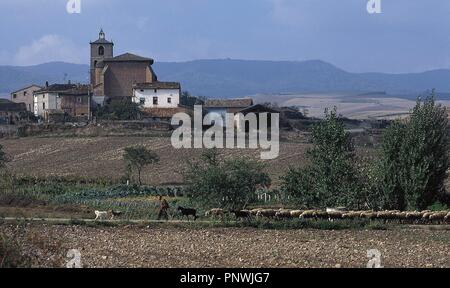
[90,29,114,86]
[99,28,105,40]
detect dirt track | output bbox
[2,223,449,268]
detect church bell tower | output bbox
[90,29,114,86]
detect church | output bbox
[90,29,179,107]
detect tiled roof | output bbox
[59,85,92,96]
[36,84,91,95]
[0,100,27,112]
[103,53,154,63]
[204,98,253,108]
[133,82,181,90]
[11,84,42,94]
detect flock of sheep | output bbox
[205,208,450,224]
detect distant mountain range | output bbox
[1,60,450,99]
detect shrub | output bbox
[95,98,141,120]
[184,149,270,210]
[281,108,364,209]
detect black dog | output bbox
[177,206,198,221]
[231,210,251,220]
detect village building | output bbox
[90,29,157,105]
[204,98,254,118]
[10,84,42,112]
[204,98,277,131]
[33,83,92,121]
[133,82,181,109]
[0,100,27,125]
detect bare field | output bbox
[0,136,309,185]
[2,223,449,268]
[254,92,450,120]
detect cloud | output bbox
[13,34,87,66]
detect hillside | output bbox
[1,60,450,98]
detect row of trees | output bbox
[282,92,449,211]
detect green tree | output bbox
[281,108,363,209]
[376,92,449,210]
[184,150,270,210]
[403,93,448,209]
[376,121,408,210]
[123,146,159,185]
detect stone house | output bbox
[132,82,181,109]
[0,100,27,125]
[33,83,92,121]
[10,84,42,112]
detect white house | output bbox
[132,82,181,108]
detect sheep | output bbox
[275,209,293,220]
[94,210,108,220]
[249,208,264,216]
[256,209,277,218]
[177,206,198,221]
[376,211,397,222]
[313,210,329,220]
[444,212,450,222]
[290,210,304,218]
[405,211,422,223]
[394,212,407,223]
[327,211,343,221]
[300,210,318,219]
[342,211,361,220]
[422,212,434,222]
[429,212,448,224]
[205,208,225,217]
[360,211,377,220]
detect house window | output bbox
[43,103,45,110]
[154,89,157,93]
[140,98,145,105]
[167,97,172,104]
[98,46,105,56]
[153,97,158,105]
[13,94,17,99]
[24,91,27,96]
[77,97,82,103]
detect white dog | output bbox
[94,210,108,220]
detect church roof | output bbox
[103,53,154,64]
[90,38,114,45]
[134,82,181,90]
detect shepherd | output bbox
[157,196,170,220]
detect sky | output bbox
[0,0,449,73]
